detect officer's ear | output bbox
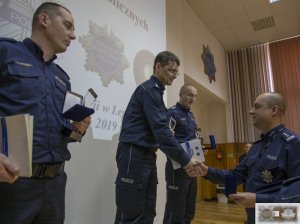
[271,105,279,113]
[38,13,51,28]
[154,62,163,74]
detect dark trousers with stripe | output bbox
[114,142,157,224]
[163,160,197,224]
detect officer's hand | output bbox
[183,158,202,177]
[183,159,196,177]
[0,153,19,183]
[229,192,256,208]
[72,116,91,135]
[194,162,208,176]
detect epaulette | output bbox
[55,64,70,80]
[154,83,160,89]
[0,37,17,43]
[281,130,296,142]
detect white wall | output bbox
[166,0,233,144]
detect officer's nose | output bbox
[249,108,254,115]
[70,31,76,40]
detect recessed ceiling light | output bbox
[269,0,280,3]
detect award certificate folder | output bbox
[172,138,205,170]
[62,91,94,122]
[0,114,33,177]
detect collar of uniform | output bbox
[150,75,165,92]
[260,124,285,141]
[23,38,57,62]
[176,102,190,112]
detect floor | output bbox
[192,200,247,224]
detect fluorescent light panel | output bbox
[269,0,280,3]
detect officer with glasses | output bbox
[114,51,201,224]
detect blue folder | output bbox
[62,104,94,122]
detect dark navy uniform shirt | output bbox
[0,38,72,163]
[205,124,300,223]
[167,102,197,144]
[276,176,300,202]
[119,76,190,166]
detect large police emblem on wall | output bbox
[201,45,216,83]
[79,21,129,87]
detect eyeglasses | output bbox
[166,68,180,77]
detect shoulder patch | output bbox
[55,64,70,80]
[0,37,17,43]
[281,130,296,142]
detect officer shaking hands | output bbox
[196,92,300,224]
[114,51,201,224]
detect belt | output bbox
[32,162,65,178]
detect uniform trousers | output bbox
[163,161,197,224]
[115,142,158,224]
[0,172,67,224]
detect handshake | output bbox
[183,158,208,177]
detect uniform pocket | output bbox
[54,75,68,94]
[6,62,40,97]
[7,62,39,78]
[115,176,145,190]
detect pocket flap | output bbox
[7,62,39,78]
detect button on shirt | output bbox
[205,124,300,224]
[0,38,72,163]
[167,102,197,143]
[119,76,190,166]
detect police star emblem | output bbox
[261,170,273,183]
[201,45,216,83]
[281,207,297,221]
[79,21,129,87]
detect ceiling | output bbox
[185,0,300,51]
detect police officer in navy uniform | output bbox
[197,92,300,224]
[163,84,198,224]
[0,2,91,223]
[114,51,201,224]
